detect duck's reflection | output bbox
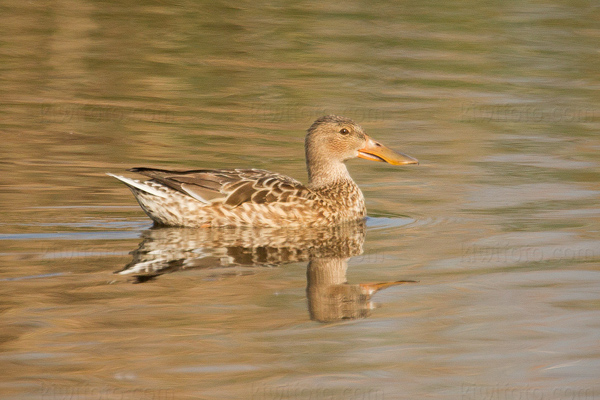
[117,220,415,322]
[306,257,414,322]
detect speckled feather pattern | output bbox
[122,168,366,228]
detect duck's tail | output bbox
[106,173,167,198]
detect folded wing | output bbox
[129,167,310,207]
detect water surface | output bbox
[1,1,599,399]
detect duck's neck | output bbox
[306,159,353,189]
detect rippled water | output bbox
[1,1,599,399]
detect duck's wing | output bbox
[129,167,310,207]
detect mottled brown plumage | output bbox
[108,115,417,227]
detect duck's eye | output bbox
[339,128,350,135]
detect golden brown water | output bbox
[1,1,599,399]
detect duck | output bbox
[108,115,418,228]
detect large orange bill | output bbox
[357,135,418,165]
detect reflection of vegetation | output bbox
[117,221,415,322]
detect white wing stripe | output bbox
[107,173,168,198]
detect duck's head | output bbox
[305,115,418,170]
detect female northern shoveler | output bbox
[108,115,418,227]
